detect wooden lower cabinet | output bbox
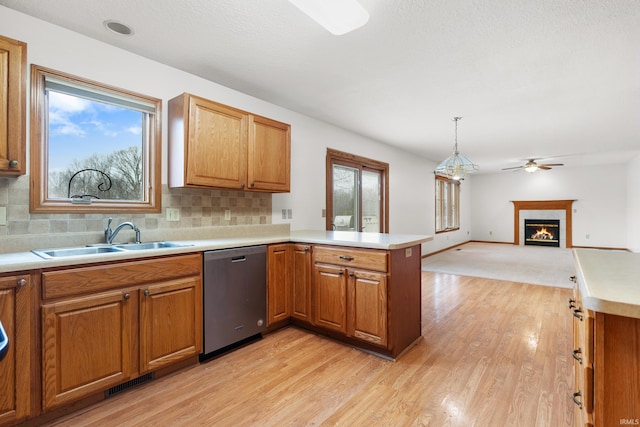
[290,244,312,322]
[572,281,640,426]
[313,263,347,333]
[42,289,136,410]
[0,274,33,425]
[348,269,387,347]
[267,243,420,359]
[570,284,594,427]
[267,244,312,326]
[313,246,390,349]
[140,277,202,372]
[41,254,202,411]
[267,244,291,325]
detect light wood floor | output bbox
[46,272,574,426]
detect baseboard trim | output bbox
[422,241,470,258]
[572,245,631,252]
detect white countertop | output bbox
[573,248,640,319]
[0,230,433,274]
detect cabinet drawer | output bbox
[42,253,202,300]
[313,246,388,272]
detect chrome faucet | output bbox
[104,217,141,244]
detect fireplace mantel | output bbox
[511,200,576,247]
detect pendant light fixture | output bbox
[288,0,369,35]
[434,116,479,180]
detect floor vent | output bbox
[105,372,154,398]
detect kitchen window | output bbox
[435,175,459,232]
[326,148,389,233]
[29,65,161,213]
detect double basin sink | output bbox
[32,241,193,259]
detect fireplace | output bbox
[524,219,560,247]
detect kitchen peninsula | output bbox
[0,228,432,426]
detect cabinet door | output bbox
[313,264,347,333]
[0,35,26,176]
[186,96,248,189]
[247,115,290,192]
[140,277,202,372]
[291,244,312,323]
[267,244,291,325]
[348,269,387,347]
[0,275,31,424]
[42,290,136,410]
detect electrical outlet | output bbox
[0,207,6,226]
[282,209,287,219]
[166,208,180,222]
[489,231,493,235]
[586,234,590,239]
[224,209,231,220]
[287,209,292,219]
[322,209,326,218]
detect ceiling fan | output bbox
[502,159,564,173]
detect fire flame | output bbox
[531,227,554,240]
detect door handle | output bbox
[231,256,247,263]
[0,321,9,362]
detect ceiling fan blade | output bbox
[538,163,564,167]
[501,166,524,171]
[538,166,552,170]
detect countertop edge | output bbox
[573,248,640,319]
[0,231,434,274]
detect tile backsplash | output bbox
[0,176,272,238]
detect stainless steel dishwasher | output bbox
[201,245,267,358]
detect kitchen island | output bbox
[571,249,640,427]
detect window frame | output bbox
[435,174,460,233]
[325,148,389,233]
[29,64,162,213]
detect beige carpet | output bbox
[422,242,575,288]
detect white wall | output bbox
[0,7,437,252]
[628,154,640,253]
[470,165,628,249]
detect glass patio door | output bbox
[330,162,383,233]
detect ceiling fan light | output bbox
[288,0,369,35]
[525,164,538,173]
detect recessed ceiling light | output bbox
[103,20,134,36]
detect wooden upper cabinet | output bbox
[0,35,26,176]
[186,96,248,189]
[247,115,290,192]
[168,93,290,192]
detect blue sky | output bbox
[48,91,143,173]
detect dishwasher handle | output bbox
[0,321,9,362]
[231,256,247,263]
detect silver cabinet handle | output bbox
[124,293,130,300]
[338,255,354,261]
[572,391,583,409]
[17,278,27,287]
[144,289,150,297]
[572,348,582,364]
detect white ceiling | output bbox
[2,0,639,173]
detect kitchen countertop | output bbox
[0,229,433,274]
[573,248,640,319]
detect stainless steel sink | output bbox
[114,241,193,250]
[32,246,125,259]
[32,241,193,259]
